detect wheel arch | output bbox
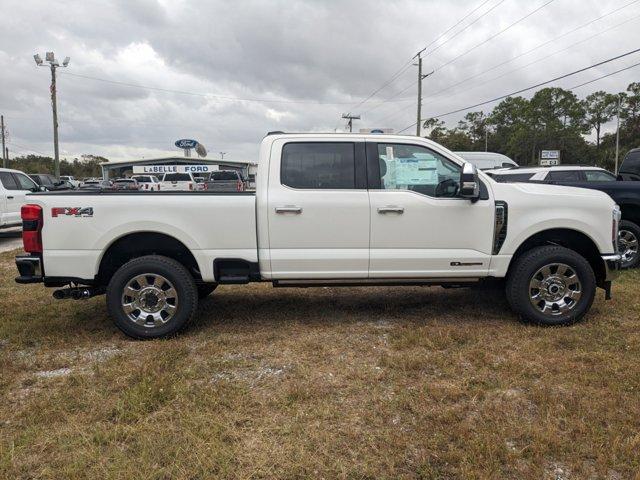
[96,231,202,286]
[507,228,605,286]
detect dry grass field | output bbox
[1,248,639,479]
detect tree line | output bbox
[5,154,107,179]
[423,82,640,170]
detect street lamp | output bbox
[34,51,70,179]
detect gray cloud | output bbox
[1,0,639,161]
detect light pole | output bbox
[34,52,70,179]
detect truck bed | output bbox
[27,190,258,282]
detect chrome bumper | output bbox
[602,254,622,283]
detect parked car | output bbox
[78,179,115,191]
[15,133,620,339]
[60,176,81,189]
[487,166,617,183]
[29,174,72,191]
[160,172,196,191]
[204,170,245,192]
[132,175,161,191]
[618,148,640,181]
[455,151,518,170]
[0,168,40,229]
[113,178,140,191]
[487,165,640,268]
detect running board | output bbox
[273,278,480,288]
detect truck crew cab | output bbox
[15,133,621,338]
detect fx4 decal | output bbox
[51,207,94,218]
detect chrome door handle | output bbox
[377,206,404,214]
[275,206,303,214]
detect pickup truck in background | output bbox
[14,133,621,339]
[487,165,640,269]
[203,170,245,192]
[161,172,196,191]
[0,168,40,229]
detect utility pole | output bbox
[1,115,6,168]
[413,48,433,137]
[341,113,360,133]
[34,52,70,180]
[219,151,226,160]
[485,125,488,152]
[615,95,622,175]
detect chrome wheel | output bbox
[121,273,178,328]
[619,228,639,267]
[529,263,582,316]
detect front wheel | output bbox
[506,246,596,326]
[106,255,198,339]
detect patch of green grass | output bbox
[1,249,639,478]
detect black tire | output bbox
[106,255,198,339]
[197,283,218,299]
[506,246,596,326]
[619,220,640,269]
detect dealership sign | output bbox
[132,165,219,174]
[540,150,561,166]
[175,139,199,149]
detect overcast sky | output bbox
[1,0,639,162]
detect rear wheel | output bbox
[619,220,640,269]
[506,246,595,326]
[106,255,198,339]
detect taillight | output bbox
[22,204,43,253]
[236,180,243,191]
[189,182,193,191]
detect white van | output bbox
[455,151,518,170]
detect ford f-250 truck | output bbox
[14,133,621,339]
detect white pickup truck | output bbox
[15,133,621,339]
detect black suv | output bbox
[28,174,73,191]
[619,148,640,181]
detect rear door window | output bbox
[281,142,356,189]
[211,171,238,181]
[13,173,38,190]
[584,170,616,181]
[548,170,584,182]
[163,173,191,182]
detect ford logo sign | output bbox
[175,139,198,149]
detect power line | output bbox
[434,0,556,72]
[375,2,640,126]
[60,71,402,106]
[428,0,508,56]
[422,0,640,101]
[363,0,554,117]
[570,60,640,89]
[347,0,497,113]
[425,11,640,104]
[397,46,640,132]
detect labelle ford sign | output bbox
[132,165,219,174]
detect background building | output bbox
[100,156,256,180]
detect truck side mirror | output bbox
[459,163,480,201]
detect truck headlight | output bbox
[613,205,621,252]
